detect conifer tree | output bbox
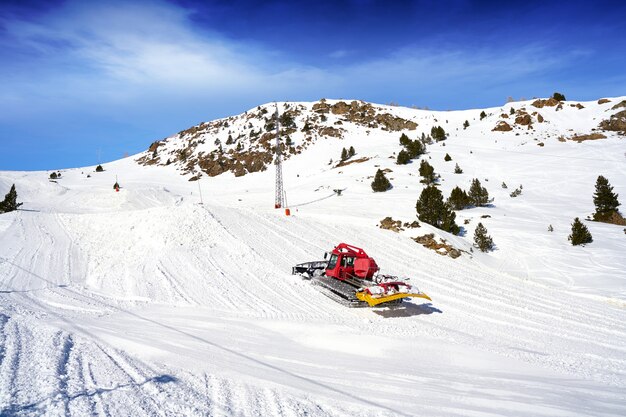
[419,160,436,184]
[474,223,494,252]
[399,133,411,147]
[415,185,459,234]
[349,146,356,157]
[454,163,463,174]
[510,107,515,115]
[406,139,425,158]
[552,92,566,101]
[0,184,23,213]
[480,111,487,120]
[95,164,104,172]
[444,153,452,162]
[397,150,411,165]
[468,178,490,206]
[593,175,620,221]
[371,169,391,192]
[340,148,348,161]
[441,204,460,235]
[431,126,446,141]
[463,120,469,129]
[447,186,470,210]
[568,217,592,245]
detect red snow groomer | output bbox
[292,243,431,307]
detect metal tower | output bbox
[274,103,284,209]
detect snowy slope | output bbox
[1,97,625,416]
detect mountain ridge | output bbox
[135,96,626,180]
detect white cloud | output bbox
[0,0,577,118]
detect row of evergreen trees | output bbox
[372,160,621,250]
[447,179,490,209]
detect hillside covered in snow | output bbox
[1,96,625,416]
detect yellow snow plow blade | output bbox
[355,291,432,307]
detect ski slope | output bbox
[1,97,625,416]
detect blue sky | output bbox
[1,0,625,170]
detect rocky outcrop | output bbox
[412,234,461,258]
[196,150,273,177]
[570,133,606,142]
[598,98,611,104]
[599,110,626,132]
[375,113,418,131]
[515,113,532,126]
[492,121,513,132]
[532,98,560,108]
[379,217,420,232]
[379,217,404,232]
[611,100,626,110]
[323,100,418,131]
[319,127,344,138]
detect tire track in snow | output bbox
[55,332,74,416]
[94,345,166,417]
[156,261,196,305]
[0,319,21,414]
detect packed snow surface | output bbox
[1,97,625,416]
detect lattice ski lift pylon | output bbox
[274,103,285,209]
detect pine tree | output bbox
[431,126,446,141]
[349,146,355,157]
[399,133,411,147]
[552,92,566,101]
[593,175,620,221]
[50,172,58,179]
[480,111,487,120]
[95,164,104,172]
[415,185,459,234]
[340,147,348,161]
[0,184,23,213]
[419,160,436,184]
[397,150,411,165]
[463,120,469,129]
[548,224,554,232]
[447,186,470,210]
[444,153,452,162]
[371,169,391,192]
[406,139,425,158]
[510,107,515,115]
[473,223,494,252]
[468,178,490,206]
[454,163,463,174]
[415,186,442,225]
[568,217,592,245]
[440,203,460,235]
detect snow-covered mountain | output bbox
[0,96,625,416]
